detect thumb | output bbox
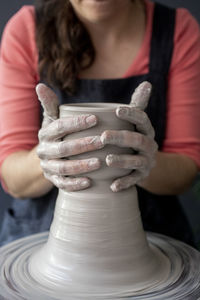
[130,81,152,110]
[36,83,59,122]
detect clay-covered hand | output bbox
[101,81,158,192]
[36,83,103,191]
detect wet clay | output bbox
[0,103,200,300]
[29,103,171,296]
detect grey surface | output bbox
[0,1,200,246]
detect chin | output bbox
[71,0,132,23]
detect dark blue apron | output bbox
[0,3,196,247]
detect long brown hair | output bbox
[34,0,95,94]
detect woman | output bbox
[0,0,199,246]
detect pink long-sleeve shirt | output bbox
[0,0,200,181]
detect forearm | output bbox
[138,151,199,195]
[1,146,53,199]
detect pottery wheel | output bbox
[0,232,199,300]
[1,104,200,299]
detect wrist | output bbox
[137,151,198,195]
[136,151,159,192]
[27,146,54,195]
[2,147,54,199]
[27,146,44,177]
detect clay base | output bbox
[27,188,171,297]
[0,232,200,300]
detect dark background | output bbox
[0,0,200,247]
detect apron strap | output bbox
[146,3,176,148]
[149,3,176,76]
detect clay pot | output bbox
[61,103,134,183]
[28,103,170,298]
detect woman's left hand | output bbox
[100,81,158,192]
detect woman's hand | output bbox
[101,81,158,192]
[36,84,104,192]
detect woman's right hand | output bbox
[36,84,104,191]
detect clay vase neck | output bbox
[29,103,170,298]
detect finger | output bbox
[101,130,158,155]
[110,170,149,192]
[37,136,104,159]
[38,114,98,142]
[130,81,152,110]
[116,107,155,138]
[41,158,101,176]
[45,173,91,191]
[106,154,155,170]
[36,83,59,123]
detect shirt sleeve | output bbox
[0,6,40,173]
[162,8,200,169]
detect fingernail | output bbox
[100,131,111,144]
[106,154,115,166]
[88,158,100,168]
[117,107,128,116]
[100,134,106,144]
[80,179,90,187]
[92,136,104,148]
[100,131,118,145]
[110,182,119,192]
[86,115,97,126]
